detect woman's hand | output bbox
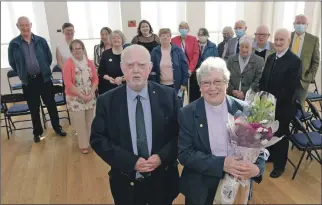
[224,156,260,180]
[180,85,186,91]
[103,75,115,84]
[80,93,92,103]
[237,161,260,180]
[114,77,123,85]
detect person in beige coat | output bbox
[290,14,320,107]
[253,25,276,63]
[227,35,264,100]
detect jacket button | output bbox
[130,182,134,186]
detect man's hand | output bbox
[135,157,155,173]
[237,91,245,99]
[146,154,161,170]
[232,90,239,97]
[180,85,186,91]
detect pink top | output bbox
[63,57,98,96]
[204,98,229,156]
[160,47,174,85]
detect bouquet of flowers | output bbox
[215,89,283,204]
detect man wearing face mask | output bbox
[218,26,234,58]
[290,14,320,108]
[172,22,200,103]
[224,20,247,60]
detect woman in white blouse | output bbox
[56,23,74,70]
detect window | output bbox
[67,1,122,60]
[1,2,49,68]
[282,1,305,31]
[140,1,186,35]
[205,1,244,44]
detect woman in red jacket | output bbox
[171,21,200,103]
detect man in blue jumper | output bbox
[8,16,66,142]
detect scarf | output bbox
[71,55,88,71]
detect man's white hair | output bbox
[196,57,230,86]
[239,35,254,46]
[120,44,151,63]
[16,16,31,25]
[235,20,247,27]
[275,28,291,40]
[294,14,308,23]
[256,25,270,34]
[223,26,234,36]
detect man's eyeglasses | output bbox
[200,80,227,87]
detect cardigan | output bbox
[63,57,98,96]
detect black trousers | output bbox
[22,75,60,136]
[267,120,290,170]
[109,169,178,205]
[188,72,201,103]
[185,187,217,205]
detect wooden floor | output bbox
[1,115,321,204]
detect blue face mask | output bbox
[179,29,188,37]
[235,29,245,38]
[294,24,306,33]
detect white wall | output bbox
[1,1,321,94]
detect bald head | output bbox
[16,16,32,37]
[256,25,269,34]
[274,28,291,53]
[294,14,308,24]
[120,44,152,91]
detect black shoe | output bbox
[34,135,40,143]
[269,169,284,178]
[54,127,67,137]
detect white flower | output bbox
[254,133,261,140]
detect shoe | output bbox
[54,127,67,137]
[80,148,89,154]
[34,135,40,143]
[269,169,284,178]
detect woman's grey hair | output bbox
[179,21,189,29]
[196,57,230,86]
[239,35,254,46]
[109,30,126,46]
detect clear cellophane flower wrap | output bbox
[214,89,284,204]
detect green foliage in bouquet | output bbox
[247,95,275,123]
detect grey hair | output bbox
[239,35,254,46]
[294,14,308,23]
[179,21,189,29]
[120,44,151,64]
[196,57,230,86]
[16,16,31,26]
[275,28,291,40]
[223,26,234,36]
[235,20,247,27]
[256,24,270,34]
[109,30,126,46]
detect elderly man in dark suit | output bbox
[227,35,264,100]
[90,44,180,205]
[259,28,302,178]
[178,57,266,205]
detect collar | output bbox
[126,84,149,101]
[20,33,35,41]
[253,41,270,51]
[276,48,288,58]
[294,32,305,39]
[204,97,227,111]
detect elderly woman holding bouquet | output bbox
[178,57,266,205]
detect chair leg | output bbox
[292,150,306,180]
[8,116,15,130]
[306,151,313,160]
[4,117,10,139]
[66,106,71,125]
[41,107,47,129]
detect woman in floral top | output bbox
[63,39,98,154]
